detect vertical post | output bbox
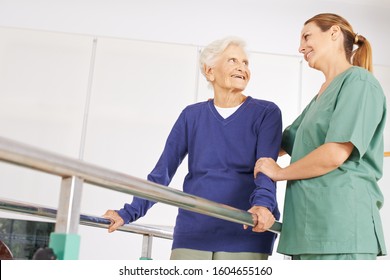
[49,176,83,260]
[139,235,153,260]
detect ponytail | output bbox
[352,34,373,72]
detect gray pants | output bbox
[170,248,269,260]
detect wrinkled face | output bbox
[299,22,333,70]
[206,44,250,93]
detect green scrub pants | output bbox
[291,253,377,260]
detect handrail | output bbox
[0,198,173,240]
[0,136,282,233]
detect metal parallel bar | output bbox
[0,198,173,240]
[0,136,282,233]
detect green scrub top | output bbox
[278,66,387,256]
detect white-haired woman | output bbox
[103,37,282,260]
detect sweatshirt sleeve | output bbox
[250,103,282,214]
[117,110,188,223]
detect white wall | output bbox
[0,0,390,66]
[0,0,389,260]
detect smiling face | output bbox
[299,22,334,70]
[205,44,250,94]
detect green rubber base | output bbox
[49,233,80,260]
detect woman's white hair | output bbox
[199,36,247,78]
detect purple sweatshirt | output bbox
[118,96,282,254]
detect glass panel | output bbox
[0,218,54,260]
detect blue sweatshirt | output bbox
[118,96,282,254]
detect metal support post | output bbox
[49,176,83,260]
[140,234,153,260]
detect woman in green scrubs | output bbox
[253,13,387,260]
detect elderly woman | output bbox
[103,37,282,260]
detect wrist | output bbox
[275,167,285,181]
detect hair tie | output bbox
[354,33,359,44]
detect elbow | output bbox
[329,158,345,170]
[330,153,348,167]
[326,142,354,168]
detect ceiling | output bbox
[330,0,390,9]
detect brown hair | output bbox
[305,13,373,72]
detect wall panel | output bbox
[0,27,93,208]
[373,65,390,153]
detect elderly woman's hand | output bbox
[243,206,275,232]
[254,157,282,181]
[102,210,125,233]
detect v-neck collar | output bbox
[315,66,355,101]
[208,96,251,124]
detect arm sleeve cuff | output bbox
[117,197,156,224]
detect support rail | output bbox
[0,198,173,239]
[0,136,282,258]
[0,136,281,232]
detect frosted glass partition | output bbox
[0,27,94,208]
